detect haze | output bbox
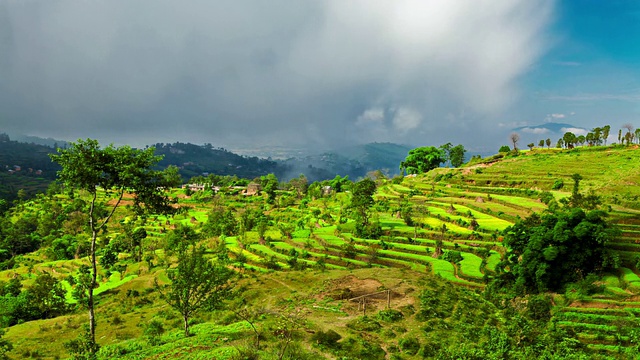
[1,1,638,153]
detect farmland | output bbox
[1,145,640,359]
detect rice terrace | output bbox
[0,136,639,360]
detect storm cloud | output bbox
[0,1,554,150]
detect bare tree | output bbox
[510,133,520,151]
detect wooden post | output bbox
[387,290,390,309]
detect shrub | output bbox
[441,250,463,264]
[399,337,421,355]
[346,316,382,332]
[377,309,404,322]
[552,179,564,190]
[312,329,341,348]
[498,145,511,153]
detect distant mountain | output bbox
[282,142,412,181]
[5,133,69,148]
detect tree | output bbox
[449,144,466,168]
[562,132,577,149]
[510,133,520,151]
[538,140,545,148]
[498,145,511,153]
[602,125,611,146]
[400,146,445,174]
[26,272,68,319]
[350,178,376,227]
[498,207,617,294]
[157,229,235,337]
[260,173,279,204]
[497,176,617,294]
[545,138,551,148]
[623,123,635,145]
[50,139,177,345]
[527,143,535,151]
[439,143,453,166]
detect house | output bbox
[245,182,262,196]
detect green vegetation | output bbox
[0,139,639,358]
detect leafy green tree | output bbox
[538,140,544,148]
[204,207,238,237]
[26,272,67,319]
[261,173,279,204]
[562,132,577,148]
[50,139,177,345]
[157,229,235,337]
[349,178,376,228]
[329,175,350,193]
[400,146,445,174]
[527,143,535,151]
[545,138,551,148]
[449,144,466,168]
[602,125,611,145]
[498,145,511,153]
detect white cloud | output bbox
[0,0,555,148]
[521,127,550,135]
[356,107,385,126]
[551,113,565,119]
[392,107,422,132]
[561,127,588,136]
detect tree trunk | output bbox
[184,314,190,337]
[89,229,97,343]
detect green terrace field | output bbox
[2,145,640,358]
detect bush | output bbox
[312,329,341,348]
[377,309,404,322]
[399,337,421,355]
[346,316,382,332]
[498,145,511,153]
[539,191,555,205]
[552,179,564,190]
[441,250,463,264]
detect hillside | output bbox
[0,145,639,359]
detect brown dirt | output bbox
[316,275,414,316]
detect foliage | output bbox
[399,146,445,174]
[349,178,378,237]
[311,329,341,348]
[157,228,236,336]
[63,324,100,360]
[498,207,618,294]
[50,138,177,345]
[498,145,511,153]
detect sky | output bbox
[1,0,639,153]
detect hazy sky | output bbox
[1,1,639,152]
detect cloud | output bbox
[546,93,640,102]
[521,127,550,135]
[551,113,565,119]
[0,1,555,149]
[560,127,588,136]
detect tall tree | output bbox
[50,139,177,346]
[349,178,377,229]
[399,146,445,174]
[449,144,467,168]
[602,125,611,146]
[510,133,520,151]
[545,138,551,148]
[157,226,235,337]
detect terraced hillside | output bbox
[1,145,640,359]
